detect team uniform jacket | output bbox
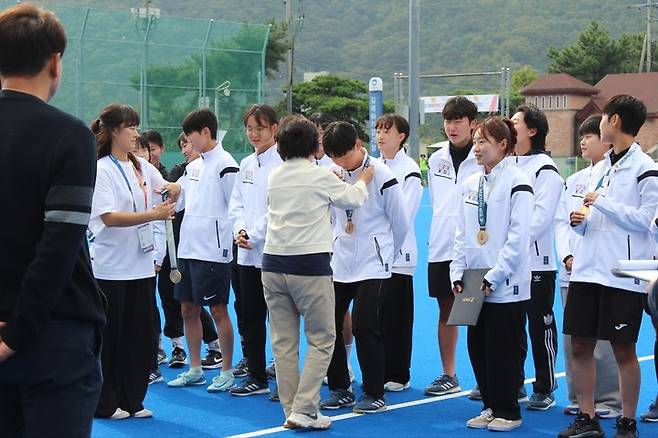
[427,144,481,263]
[176,142,239,264]
[507,151,564,272]
[229,145,283,268]
[450,162,534,303]
[571,142,658,293]
[316,154,334,168]
[381,148,423,276]
[331,153,409,283]
[555,165,595,288]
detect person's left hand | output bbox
[481,282,492,297]
[0,322,15,362]
[583,192,599,207]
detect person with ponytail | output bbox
[89,103,175,420]
[450,117,533,432]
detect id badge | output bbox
[137,223,155,253]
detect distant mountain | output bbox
[38,0,645,99]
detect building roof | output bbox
[521,73,599,96]
[593,72,658,116]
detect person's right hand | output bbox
[570,210,586,226]
[359,165,375,184]
[565,256,574,273]
[452,283,463,296]
[151,201,175,221]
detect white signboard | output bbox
[422,94,499,114]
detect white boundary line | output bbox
[226,355,655,438]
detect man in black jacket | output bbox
[0,5,106,438]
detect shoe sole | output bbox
[527,400,556,411]
[467,422,491,429]
[169,360,188,369]
[557,432,603,438]
[157,358,168,365]
[321,401,355,410]
[201,362,223,370]
[564,407,579,415]
[230,388,270,396]
[425,386,462,396]
[487,424,521,432]
[284,419,331,430]
[232,371,248,378]
[167,380,207,388]
[641,417,658,422]
[385,383,411,392]
[207,384,235,393]
[353,406,387,414]
[148,378,164,385]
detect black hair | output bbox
[0,4,66,77]
[514,103,549,150]
[375,114,410,149]
[135,135,152,160]
[475,117,518,155]
[91,103,141,170]
[443,96,478,121]
[182,109,218,140]
[578,115,602,137]
[308,112,336,129]
[176,132,187,150]
[322,121,359,158]
[276,115,319,160]
[602,95,647,136]
[142,129,164,147]
[243,104,278,127]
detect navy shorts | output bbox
[175,258,231,306]
[428,261,453,300]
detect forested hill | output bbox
[42,0,644,91]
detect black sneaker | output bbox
[168,346,187,368]
[148,368,163,385]
[265,360,276,379]
[641,399,658,422]
[615,416,638,438]
[269,384,279,402]
[233,357,249,378]
[229,377,269,396]
[201,350,223,370]
[557,412,604,438]
[320,389,356,410]
[469,385,482,400]
[353,394,386,414]
[157,348,167,365]
[527,392,555,410]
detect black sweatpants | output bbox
[0,320,102,438]
[382,273,414,384]
[327,279,386,398]
[519,271,558,394]
[468,301,526,420]
[238,264,268,383]
[96,278,155,417]
[231,245,246,356]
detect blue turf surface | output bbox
[92,189,657,437]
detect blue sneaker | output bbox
[207,371,234,392]
[167,369,206,387]
[353,394,386,414]
[527,392,556,410]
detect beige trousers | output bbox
[262,272,336,418]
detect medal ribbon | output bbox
[345,154,371,223]
[594,148,635,191]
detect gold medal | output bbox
[169,269,182,284]
[477,229,488,245]
[345,221,354,234]
[579,205,590,216]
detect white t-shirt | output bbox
[90,155,166,280]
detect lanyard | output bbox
[594,148,634,191]
[345,154,371,221]
[109,154,148,213]
[477,163,506,229]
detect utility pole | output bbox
[285,0,293,114]
[408,0,420,160]
[631,0,656,72]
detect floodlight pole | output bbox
[408,0,420,160]
[285,0,293,114]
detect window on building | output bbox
[555,95,560,109]
[563,95,568,108]
[541,96,545,109]
[534,96,538,106]
[548,96,553,110]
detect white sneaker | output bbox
[132,408,153,418]
[109,408,130,420]
[487,417,522,432]
[384,381,411,392]
[284,412,331,430]
[466,408,494,429]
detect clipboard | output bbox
[447,268,490,326]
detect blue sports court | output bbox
[91,189,658,437]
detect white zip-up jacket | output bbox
[331,153,409,283]
[428,144,481,262]
[177,142,239,263]
[555,165,595,288]
[381,148,423,276]
[228,145,283,268]
[507,151,564,272]
[450,163,534,303]
[571,142,658,293]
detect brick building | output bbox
[520,72,658,157]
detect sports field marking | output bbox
[226,354,655,438]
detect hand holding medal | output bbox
[344,155,374,235]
